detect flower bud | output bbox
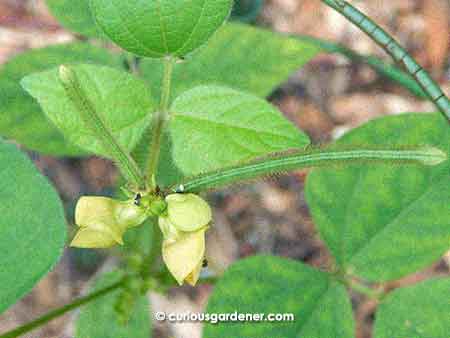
[162,229,206,286]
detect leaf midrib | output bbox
[171,113,303,141]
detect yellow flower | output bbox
[159,193,212,285]
[162,229,207,286]
[163,193,212,232]
[71,196,148,248]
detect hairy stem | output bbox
[59,65,145,189]
[146,56,175,187]
[170,146,447,193]
[0,279,124,338]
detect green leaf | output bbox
[21,64,154,157]
[305,113,450,281]
[141,23,322,99]
[90,0,233,58]
[76,271,151,338]
[204,255,354,338]
[46,0,100,37]
[0,43,123,156]
[159,85,310,186]
[374,278,450,338]
[0,140,66,314]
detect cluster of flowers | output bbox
[72,192,212,286]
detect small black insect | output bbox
[202,258,208,268]
[134,193,142,206]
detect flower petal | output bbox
[74,196,126,248]
[115,201,148,228]
[184,259,203,286]
[162,228,206,285]
[75,196,118,228]
[158,215,180,242]
[70,227,120,248]
[166,194,212,232]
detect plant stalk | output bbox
[348,280,382,300]
[146,56,175,187]
[0,279,124,338]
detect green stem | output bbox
[347,278,382,300]
[146,56,175,187]
[169,146,447,193]
[140,219,163,278]
[59,66,145,189]
[0,279,124,338]
[334,269,382,300]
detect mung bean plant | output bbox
[0,1,449,337]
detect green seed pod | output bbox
[90,0,233,58]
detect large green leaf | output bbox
[90,0,233,58]
[204,256,354,338]
[141,23,321,99]
[46,0,100,37]
[374,278,450,338]
[0,140,66,314]
[158,85,310,186]
[76,271,151,338]
[21,64,154,157]
[305,113,450,282]
[0,43,123,156]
